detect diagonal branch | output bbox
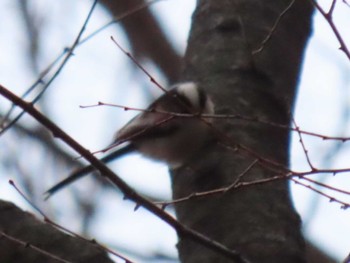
[0,84,250,263]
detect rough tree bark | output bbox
[0,201,113,263]
[171,1,314,262]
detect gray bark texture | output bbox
[0,200,113,263]
[171,1,314,262]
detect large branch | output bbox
[0,200,113,263]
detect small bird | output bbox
[45,82,215,197]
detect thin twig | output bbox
[157,169,350,207]
[0,0,99,136]
[253,0,295,54]
[155,159,258,209]
[291,178,350,209]
[226,159,259,191]
[309,0,350,59]
[111,36,167,93]
[81,101,350,142]
[292,117,315,170]
[301,176,350,196]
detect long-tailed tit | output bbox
[45,82,214,197]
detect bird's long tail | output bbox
[45,144,135,199]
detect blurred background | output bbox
[0,0,349,262]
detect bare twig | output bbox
[253,0,295,54]
[301,176,350,196]
[157,170,350,208]
[0,0,99,136]
[292,117,315,170]
[309,0,350,59]
[291,178,350,209]
[82,101,350,142]
[111,36,167,93]
[156,159,259,208]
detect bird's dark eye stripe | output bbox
[197,88,207,112]
[171,93,192,110]
[138,125,179,139]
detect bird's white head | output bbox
[114,82,215,168]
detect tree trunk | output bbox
[171,1,314,262]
